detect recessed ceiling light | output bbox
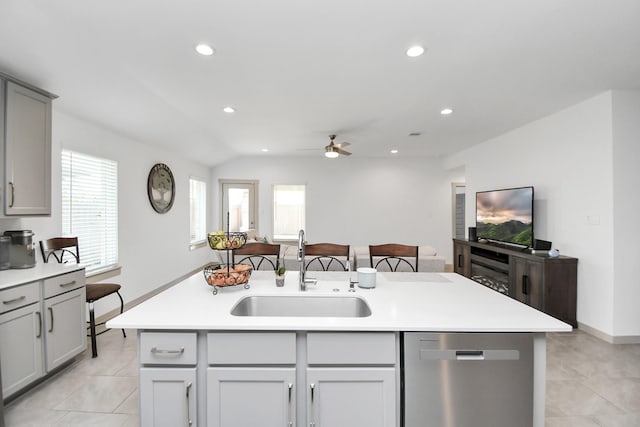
[408,132,422,137]
[440,108,454,115]
[223,106,235,113]
[261,148,269,153]
[195,44,215,56]
[406,45,425,57]
[390,149,399,154]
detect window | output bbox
[61,150,118,273]
[190,177,207,245]
[273,184,305,240]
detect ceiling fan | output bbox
[324,134,352,158]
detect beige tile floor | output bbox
[4,329,640,426]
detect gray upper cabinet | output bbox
[1,75,55,216]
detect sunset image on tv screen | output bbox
[476,187,533,246]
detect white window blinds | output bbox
[61,150,118,272]
[189,177,207,243]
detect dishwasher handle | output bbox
[419,349,520,361]
[455,350,485,360]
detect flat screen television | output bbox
[476,186,534,247]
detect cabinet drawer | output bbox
[208,332,296,365]
[307,332,396,365]
[0,282,40,314]
[140,332,197,365]
[43,269,85,299]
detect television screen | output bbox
[476,186,534,247]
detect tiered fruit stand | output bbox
[204,227,252,295]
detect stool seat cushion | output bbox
[86,283,122,302]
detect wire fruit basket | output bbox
[203,263,252,295]
[207,231,247,250]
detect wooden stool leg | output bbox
[88,301,98,358]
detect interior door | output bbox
[220,181,258,232]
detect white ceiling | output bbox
[2,0,639,166]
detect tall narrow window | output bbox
[273,184,305,240]
[61,150,118,273]
[190,177,207,245]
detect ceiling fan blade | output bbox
[334,142,350,149]
[335,147,352,156]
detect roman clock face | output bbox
[147,163,175,213]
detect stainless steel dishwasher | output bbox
[403,332,534,427]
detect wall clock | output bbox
[147,163,175,213]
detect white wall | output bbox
[611,90,640,337]
[445,92,640,336]
[0,110,214,317]
[211,156,457,259]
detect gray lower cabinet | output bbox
[307,367,396,427]
[44,287,86,370]
[139,332,198,427]
[140,368,197,427]
[207,367,296,427]
[0,294,43,397]
[138,331,398,426]
[306,332,397,427]
[0,270,86,398]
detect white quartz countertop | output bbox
[0,263,85,290]
[107,270,571,333]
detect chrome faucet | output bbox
[297,229,316,291]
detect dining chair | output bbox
[369,243,419,272]
[304,243,350,271]
[233,242,281,270]
[39,237,126,358]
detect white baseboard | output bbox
[578,322,640,344]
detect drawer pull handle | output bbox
[36,311,42,338]
[309,383,316,427]
[59,280,77,288]
[186,381,193,426]
[2,295,26,305]
[48,307,54,332]
[150,346,185,355]
[288,383,293,427]
[9,182,15,208]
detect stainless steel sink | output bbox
[230,295,372,317]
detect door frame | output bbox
[219,179,259,232]
[451,182,466,239]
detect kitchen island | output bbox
[108,270,571,427]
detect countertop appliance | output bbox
[403,332,534,427]
[0,236,9,270]
[3,230,36,269]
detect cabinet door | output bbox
[513,258,543,310]
[307,368,396,427]
[44,287,86,370]
[453,241,471,276]
[0,303,44,397]
[3,81,52,215]
[207,367,296,427]
[140,368,196,427]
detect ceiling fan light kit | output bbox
[325,149,339,158]
[324,134,352,158]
